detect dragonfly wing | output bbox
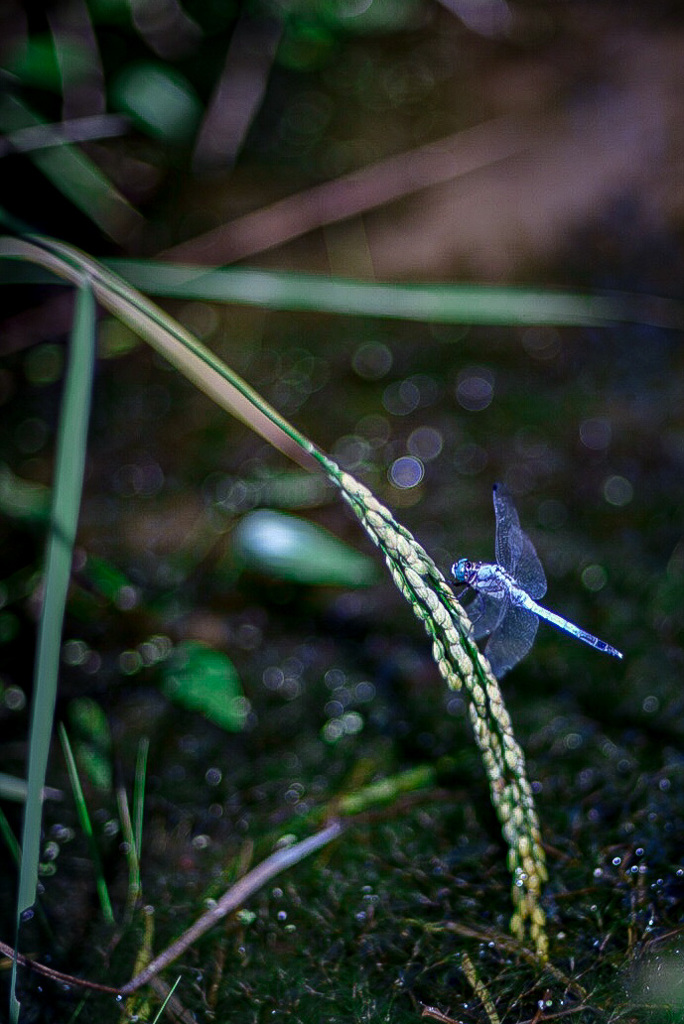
[483,603,540,677]
[466,593,506,640]
[492,483,547,600]
[514,533,547,600]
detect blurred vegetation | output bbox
[2,1,684,1022]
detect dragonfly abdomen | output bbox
[529,600,623,660]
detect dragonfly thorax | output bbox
[453,559,523,602]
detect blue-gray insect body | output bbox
[451,484,623,677]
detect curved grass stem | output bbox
[0,233,548,959]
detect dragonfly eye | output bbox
[451,558,470,583]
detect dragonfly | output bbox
[451,483,623,677]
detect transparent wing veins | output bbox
[493,483,547,600]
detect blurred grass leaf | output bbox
[162,641,247,732]
[0,95,142,243]
[2,252,682,329]
[111,63,202,145]
[106,259,684,329]
[0,464,50,522]
[58,724,114,923]
[80,554,135,606]
[0,773,62,804]
[2,34,96,90]
[232,509,378,585]
[67,698,113,792]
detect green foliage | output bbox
[233,508,378,585]
[58,723,114,924]
[11,283,96,1021]
[162,640,247,731]
[0,464,50,522]
[107,259,683,327]
[2,35,63,92]
[110,64,203,145]
[67,698,113,792]
[0,96,138,243]
[79,554,135,607]
[0,4,677,1015]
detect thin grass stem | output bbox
[58,724,114,924]
[133,737,149,863]
[119,821,344,995]
[116,778,141,924]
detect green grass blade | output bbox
[1,241,683,329]
[133,737,149,863]
[116,782,140,924]
[0,96,141,244]
[116,736,148,921]
[0,805,21,867]
[151,976,182,1023]
[58,724,114,924]
[0,807,55,944]
[105,259,684,329]
[11,281,96,1019]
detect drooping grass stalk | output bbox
[58,725,114,924]
[316,452,547,957]
[0,236,318,469]
[10,279,96,1020]
[0,236,547,958]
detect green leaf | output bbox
[67,698,113,791]
[232,509,377,586]
[0,96,140,243]
[80,553,134,605]
[0,772,62,804]
[105,259,684,329]
[0,464,50,522]
[162,641,247,732]
[111,63,202,144]
[12,281,96,1019]
[2,36,62,91]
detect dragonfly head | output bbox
[451,558,471,584]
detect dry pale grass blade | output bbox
[161,116,534,265]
